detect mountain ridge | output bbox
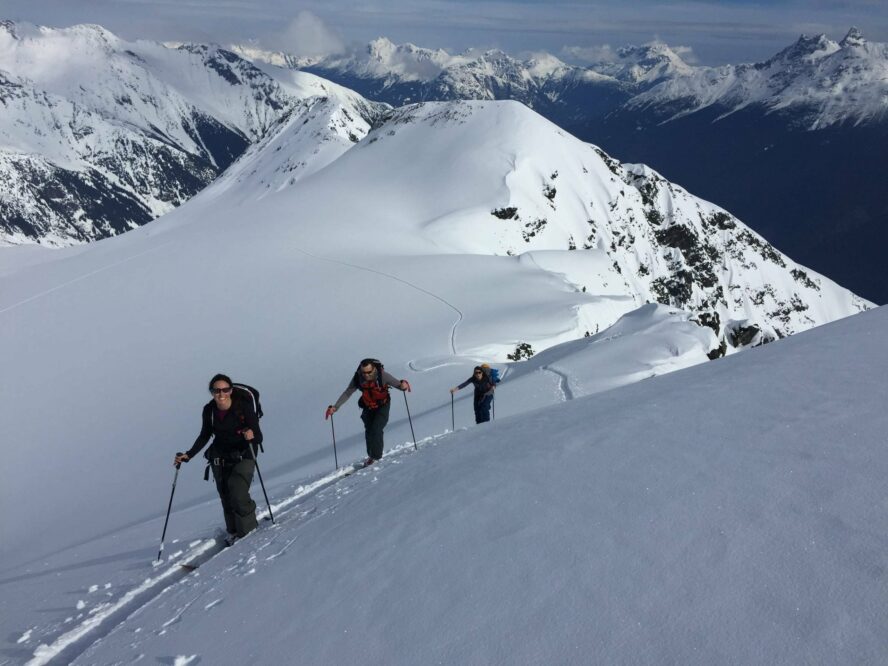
[0,21,387,245]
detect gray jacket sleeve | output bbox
[333,379,357,410]
[380,370,404,389]
[333,370,404,409]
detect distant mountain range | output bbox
[233,28,888,303]
[235,28,886,130]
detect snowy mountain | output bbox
[256,28,887,129]
[628,28,888,128]
[249,36,623,109]
[197,96,868,348]
[0,47,880,659]
[0,95,870,564]
[246,30,888,304]
[7,22,885,302]
[594,29,888,305]
[0,21,385,245]
[0,22,882,662]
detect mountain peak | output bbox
[611,41,693,83]
[840,27,866,48]
[772,33,839,63]
[361,37,452,79]
[367,37,442,60]
[523,52,569,78]
[367,36,396,57]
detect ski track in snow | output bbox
[542,365,574,402]
[21,462,363,666]
[0,241,174,314]
[291,246,463,355]
[21,439,436,666]
[13,242,477,665]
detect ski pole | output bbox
[403,391,418,450]
[250,444,275,524]
[451,393,455,431]
[331,413,339,470]
[157,462,181,562]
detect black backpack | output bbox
[211,383,265,452]
[232,383,263,420]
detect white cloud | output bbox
[272,10,345,57]
[560,44,618,64]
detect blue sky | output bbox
[3,0,887,64]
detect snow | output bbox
[0,97,867,570]
[2,304,884,664]
[0,50,879,662]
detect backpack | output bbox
[232,383,263,420]
[211,383,264,452]
[354,359,390,409]
[481,364,501,385]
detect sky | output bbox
[3,0,888,65]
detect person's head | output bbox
[208,373,234,408]
[473,366,483,378]
[358,359,378,380]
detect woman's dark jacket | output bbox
[458,374,496,403]
[185,397,262,460]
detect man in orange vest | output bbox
[326,359,411,466]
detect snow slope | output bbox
[0,97,869,574]
[3,302,884,665]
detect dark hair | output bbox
[208,373,233,392]
[474,366,483,372]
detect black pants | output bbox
[474,394,493,424]
[360,399,391,460]
[211,458,258,537]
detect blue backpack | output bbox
[484,366,501,385]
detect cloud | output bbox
[270,10,345,57]
[560,44,618,64]
[561,41,698,66]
